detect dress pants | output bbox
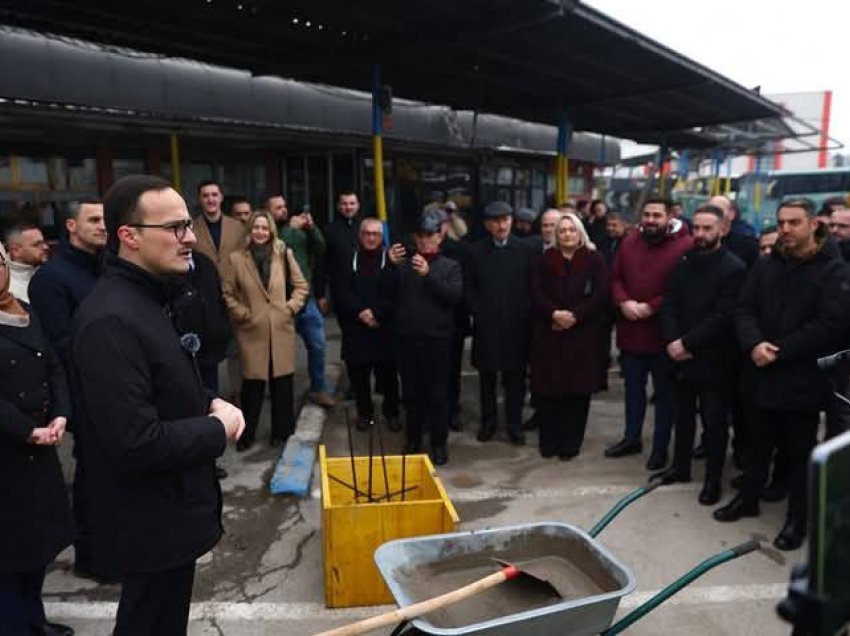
[72,438,97,575]
[537,394,591,457]
[741,408,819,524]
[346,360,400,420]
[114,562,196,636]
[397,336,451,446]
[621,353,672,451]
[240,373,295,444]
[478,369,525,436]
[0,567,47,635]
[670,376,729,483]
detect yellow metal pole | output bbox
[373,134,387,222]
[563,157,570,202]
[169,131,181,192]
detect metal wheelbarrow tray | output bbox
[375,522,636,636]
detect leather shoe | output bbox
[713,494,759,522]
[508,431,526,446]
[430,444,448,466]
[773,518,806,551]
[385,415,402,432]
[698,481,722,506]
[763,480,788,503]
[558,451,578,461]
[604,438,642,458]
[214,464,228,479]
[477,427,495,443]
[38,622,75,636]
[651,467,690,485]
[73,567,119,585]
[404,440,423,454]
[645,449,668,471]
[269,436,287,448]
[692,443,707,459]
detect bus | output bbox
[737,168,850,228]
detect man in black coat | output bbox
[655,205,745,505]
[389,210,462,465]
[714,198,850,551]
[70,175,245,635]
[466,201,536,445]
[316,190,361,315]
[335,218,400,431]
[28,199,106,582]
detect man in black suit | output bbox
[71,175,245,634]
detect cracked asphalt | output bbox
[43,320,802,634]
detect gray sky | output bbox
[585,0,849,151]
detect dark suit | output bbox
[71,255,227,634]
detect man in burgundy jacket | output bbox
[605,198,693,469]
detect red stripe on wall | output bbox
[819,90,832,169]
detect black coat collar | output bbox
[0,308,43,352]
[102,253,169,305]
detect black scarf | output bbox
[249,242,273,288]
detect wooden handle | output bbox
[313,566,519,636]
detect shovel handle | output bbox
[313,566,520,636]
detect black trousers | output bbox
[346,360,400,420]
[479,369,525,436]
[447,332,466,418]
[72,437,98,574]
[741,408,819,524]
[397,336,451,446]
[115,562,196,636]
[0,567,46,635]
[241,373,295,443]
[537,394,591,457]
[670,376,729,484]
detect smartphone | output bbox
[808,429,850,634]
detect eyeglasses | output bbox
[127,218,195,241]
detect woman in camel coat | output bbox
[223,210,309,451]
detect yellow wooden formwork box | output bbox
[319,444,460,608]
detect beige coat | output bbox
[193,213,245,280]
[222,241,309,380]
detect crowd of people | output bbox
[2,174,850,634]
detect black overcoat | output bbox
[0,309,74,573]
[71,255,227,574]
[465,235,536,371]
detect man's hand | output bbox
[411,254,430,277]
[552,309,576,330]
[28,426,58,445]
[751,341,780,367]
[634,302,653,319]
[289,215,306,230]
[303,213,315,230]
[210,398,245,441]
[317,297,330,315]
[666,339,693,362]
[388,243,406,265]
[358,308,379,328]
[47,416,67,443]
[620,300,642,321]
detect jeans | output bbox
[295,297,327,393]
[622,353,672,451]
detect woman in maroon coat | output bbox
[530,212,610,459]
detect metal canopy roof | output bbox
[0,0,784,144]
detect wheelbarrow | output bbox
[315,481,761,635]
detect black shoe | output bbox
[477,427,495,443]
[698,481,722,506]
[523,413,538,431]
[356,416,373,431]
[269,436,286,448]
[540,448,557,458]
[604,438,643,458]
[215,464,228,479]
[558,451,578,461]
[404,440,423,454]
[385,415,402,433]
[645,449,668,471]
[762,480,789,503]
[713,494,760,522]
[773,518,806,551]
[430,444,448,466]
[72,566,119,585]
[692,443,707,459]
[37,622,75,636]
[651,467,691,485]
[508,431,526,446]
[236,437,254,453]
[730,473,744,490]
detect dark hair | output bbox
[760,225,778,236]
[337,190,358,202]
[605,211,625,222]
[265,192,285,204]
[820,196,846,216]
[66,198,102,221]
[777,197,816,219]
[693,204,724,221]
[642,197,671,213]
[576,200,588,210]
[226,195,250,214]
[197,179,221,195]
[590,199,605,212]
[3,222,42,247]
[104,175,172,252]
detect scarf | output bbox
[249,241,273,289]
[0,262,29,326]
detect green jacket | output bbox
[277,222,326,290]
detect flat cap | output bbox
[482,200,513,219]
[515,207,537,223]
[419,208,447,234]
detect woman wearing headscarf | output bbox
[0,248,75,636]
[222,210,309,451]
[530,212,610,460]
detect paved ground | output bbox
[44,320,799,635]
